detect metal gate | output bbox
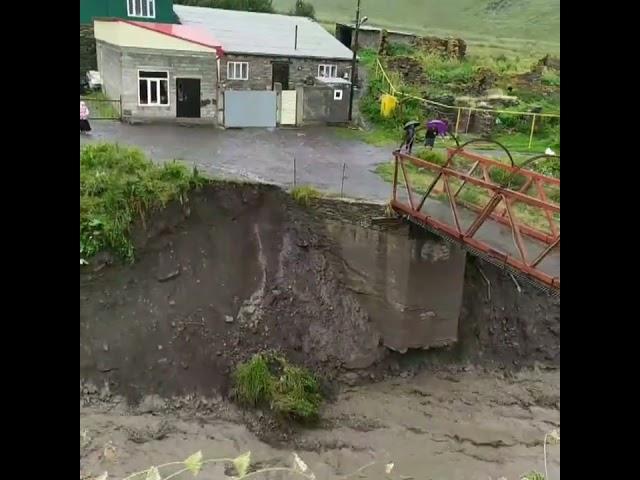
[224,90,276,128]
[80,95,122,120]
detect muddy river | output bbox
[80,366,559,480]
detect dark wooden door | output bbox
[176,78,201,118]
[272,62,290,90]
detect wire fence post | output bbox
[454,107,462,137]
[293,155,297,188]
[465,108,472,134]
[340,162,346,198]
[529,114,537,150]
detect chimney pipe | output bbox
[295,25,298,50]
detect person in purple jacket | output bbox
[424,119,449,149]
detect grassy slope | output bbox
[80,143,204,261]
[274,0,559,54]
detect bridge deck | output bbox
[391,147,560,292]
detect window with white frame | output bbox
[227,62,249,80]
[333,89,343,100]
[127,0,155,18]
[138,71,169,106]
[318,64,338,78]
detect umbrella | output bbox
[404,120,421,129]
[426,119,449,136]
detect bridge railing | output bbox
[390,144,560,291]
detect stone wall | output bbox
[301,83,351,124]
[220,54,352,91]
[411,36,467,60]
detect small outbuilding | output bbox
[94,19,223,123]
[335,23,417,51]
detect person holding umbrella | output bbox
[401,120,421,154]
[425,119,449,149]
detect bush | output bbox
[488,166,527,189]
[534,157,560,178]
[417,54,475,84]
[80,143,203,262]
[521,472,545,480]
[541,68,560,87]
[289,0,315,19]
[233,354,272,407]
[387,42,416,57]
[291,185,320,207]
[233,354,323,421]
[414,149,447,166]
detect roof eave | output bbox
[224,50,352,61]
[119,19,224,56]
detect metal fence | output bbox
[80,96,122,121]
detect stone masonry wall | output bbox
[220,54,352,91]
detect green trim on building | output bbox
[80,0,178,25]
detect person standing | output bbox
[401,121,420,154]
[80,101,92,134]
[424,126,437,150]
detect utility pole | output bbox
[347,0,361,122]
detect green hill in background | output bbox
[274,0,560,55]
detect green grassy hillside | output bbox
[274,0,559,54]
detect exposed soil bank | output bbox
[80,183,559,403]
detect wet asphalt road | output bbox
[80,121,393,202]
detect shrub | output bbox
[415,149,447,166]
[289,0,315,19]
[534,157,560,178]
[521,472,545,480]
[489,167,527,189]
[233,354,272,407]
[233,353,323,421]
[291,185,320,207]
[541,68,560,87]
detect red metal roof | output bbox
[124,20,224,56]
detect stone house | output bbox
[175,5,354,126]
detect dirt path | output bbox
[80,367,559,480]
